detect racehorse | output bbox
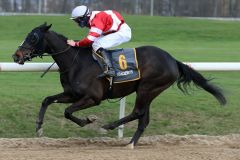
[12,23,226,149]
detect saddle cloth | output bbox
[110,48,140,83]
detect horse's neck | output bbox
[45,31,67,52]
[45,31,79,70]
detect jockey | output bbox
[67,5,132,78]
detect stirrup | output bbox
[97,68,116,78]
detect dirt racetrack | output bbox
[1,134,240,160]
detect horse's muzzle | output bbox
[12,54,24,65]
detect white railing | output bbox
[2,62,240,72]
[1,62,240,138]
[0,62,59,71]
[184,62,240,71]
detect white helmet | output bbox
[70,5,90,19]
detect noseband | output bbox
[18,45,38,61]
[18,44,71,61]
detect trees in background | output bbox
[0,0,240,17]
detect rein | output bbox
[18,45,71,60]
[41,46,71,57]
[40,46,80,77]
[40,62,56,78]
[58,48,80,75]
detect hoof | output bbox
[98,128,108,134]
[126,142,134,149]
[102,124,115,130]
[36,128,43,137]
[87,115,98,123]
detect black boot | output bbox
[97,48,116,78]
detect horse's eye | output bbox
[30,33,39,45]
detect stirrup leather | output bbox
[98,67,115,78]
[96,48,116,78]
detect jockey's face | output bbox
[73,16,90,28]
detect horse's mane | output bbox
[49,30,92,51]
[50,30,68,42]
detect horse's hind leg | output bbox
[128,106,150,147]
[102,91,152,148]
[102,110,139,130]
[128,83,174,148]
[125,94,152,149]
[36,92,75,136]
[102,91,151,131]
[102,92,150,130]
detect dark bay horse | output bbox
[13,23,226,148]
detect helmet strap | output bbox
[83,7,89,17]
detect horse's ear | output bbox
[41,23,52,31]
[40,22,49,31]
[45,24,52,31]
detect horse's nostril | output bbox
[12,55,18,62]
[12,55,17,61]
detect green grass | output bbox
[0,15,240,138]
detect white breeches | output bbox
[92,23,132,52]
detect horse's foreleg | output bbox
[36,93,75,136]
[64,96,97,127]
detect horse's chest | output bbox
[60,70,97,95]
[63,78,89,93]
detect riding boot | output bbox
[97,48,116,78]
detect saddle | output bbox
[93,48,140,83]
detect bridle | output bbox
[18,28,75,61]
[18,43,72,61]
[18,45,40,61]
[18,32,76,76]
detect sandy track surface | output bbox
[1,135,240,160]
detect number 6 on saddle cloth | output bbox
[93,48,141,83]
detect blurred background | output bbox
[0,0,240,17]
[0,0,240,138]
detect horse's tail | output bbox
[176,60,227,105]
